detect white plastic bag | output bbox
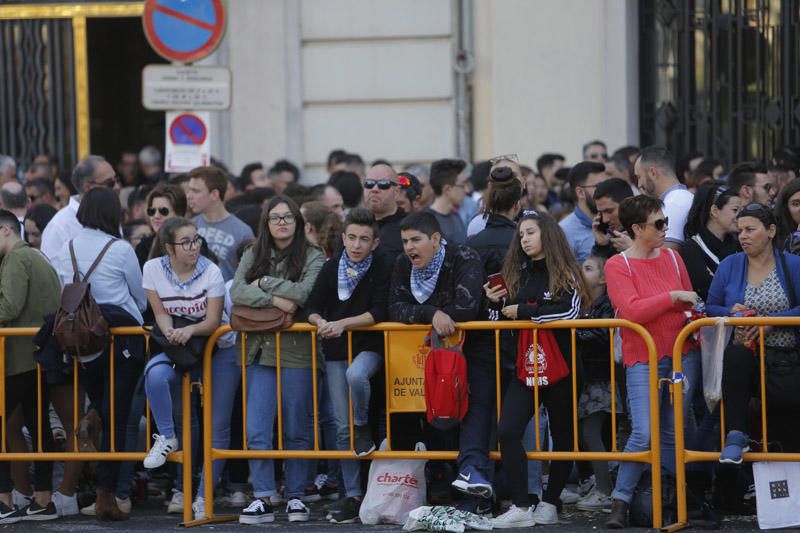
[360,439,427,525]
[699,318,732,412]
[753,461,800,529]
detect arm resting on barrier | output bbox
[256,248,326,305]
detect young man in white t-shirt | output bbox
[634,146,694,249]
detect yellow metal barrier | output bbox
[190,319,665,528]
[667,316,800,533]
[0,326,195,524]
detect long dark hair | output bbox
[500,211,592,309]
[245,195,309,283]
[684,180,738,238]
[775,178,800,244]
[147,184,188,260]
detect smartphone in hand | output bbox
[487,273,508,293]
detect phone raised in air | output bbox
[487,273,508,293]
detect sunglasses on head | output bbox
[489,153,520,166]
[741,203,768,214]
[639,217,669,231]
[147,207,171,217]
[712,185,729,204]
[364,179,395,190]
[521,209,540,218]
[397,175,411,187]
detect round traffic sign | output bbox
[169,113,207,145]
[143,0,225,63]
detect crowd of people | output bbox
[0,140,799,528]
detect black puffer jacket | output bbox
[389,242,492,360]
[576,292,614,381]
[466,214,516,276]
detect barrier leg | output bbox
[664,353,689,533]
[649,358,662,529]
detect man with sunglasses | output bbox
[728,161,776,208]
[634,146,694,250]
[364,163,405,260]
[559,161,608,263]
[583,140,608,162]
[40,155,119,261]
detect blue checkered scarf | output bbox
[160,255,211,291]
[337,251,373,301]
[410,239,447,303]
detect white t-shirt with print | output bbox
[143,257,226,321]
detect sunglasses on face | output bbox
[147,207,171,217]
[639,217,669,231]
[588,152,608,160]
[364,179,396,190]
[88,175,119,189]
[489,153,520,166]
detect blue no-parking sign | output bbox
[143,0,226,63]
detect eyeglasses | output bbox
[170,235,203,251]
[639,217,669,231]
[88,175,119,189]
[588,152,608,160]
[364,179,396,190]
[147,207,171,217]
[489,153,520,166]
[268,213,296,225]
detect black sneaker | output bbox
[301,485,321,503]
[0,501,22,524]
[353,424,376,457]
[20,500,58,521]
[239,498,274,525]
[319,483,341,501]
[286,498,310,522]
[328,497,361,524]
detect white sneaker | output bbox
[193,497,206,520]
[286,498,310,522]
[223,491,247,507]
[12,490,32,509]
[167,490,184,514]
[532,501,559,525]
[491,505,535,528]
[578,474,596,496]
[576,489,612,512]
[560,487,581,504]
[79,497,130,516]
[52,491,79,517]
[143,434,179,469]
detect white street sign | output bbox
[143,65,231,111]
[165,111,211,173]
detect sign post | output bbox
[165,111,211,173]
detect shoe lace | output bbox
[286,499,307,512]
[243,499,264,513]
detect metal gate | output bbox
[640,0,800,163]
[0,18,77,172]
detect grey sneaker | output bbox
[328,497,361,524]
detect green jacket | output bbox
[230,245,325,368]
[0,240,62,376]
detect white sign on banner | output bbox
[165,111,211,173]
[143,65,231,111]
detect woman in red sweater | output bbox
[603,195,699,529]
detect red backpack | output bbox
[424,331,468,430]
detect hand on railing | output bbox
[432,310,457,336]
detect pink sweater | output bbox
[604,249,693,366]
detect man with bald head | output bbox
[40,155,119,260]
[365,163,405,259]
[0,181,28,239]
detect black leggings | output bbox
[0,370,53,493]
[722,343,800,452]
[498,376,575,507]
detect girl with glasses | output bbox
[141,217,225,475]
[230,195,325,524]
[603,195,700,528]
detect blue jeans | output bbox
[316,360,341,489]
[457,358,496,481]
[196,346,240,499]
[143,353,201,493]
[523,408,546,496]
[326,351,382,497]
[247,365,314,499]
[612,353,699,503]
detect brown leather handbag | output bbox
[230,305,295,332]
